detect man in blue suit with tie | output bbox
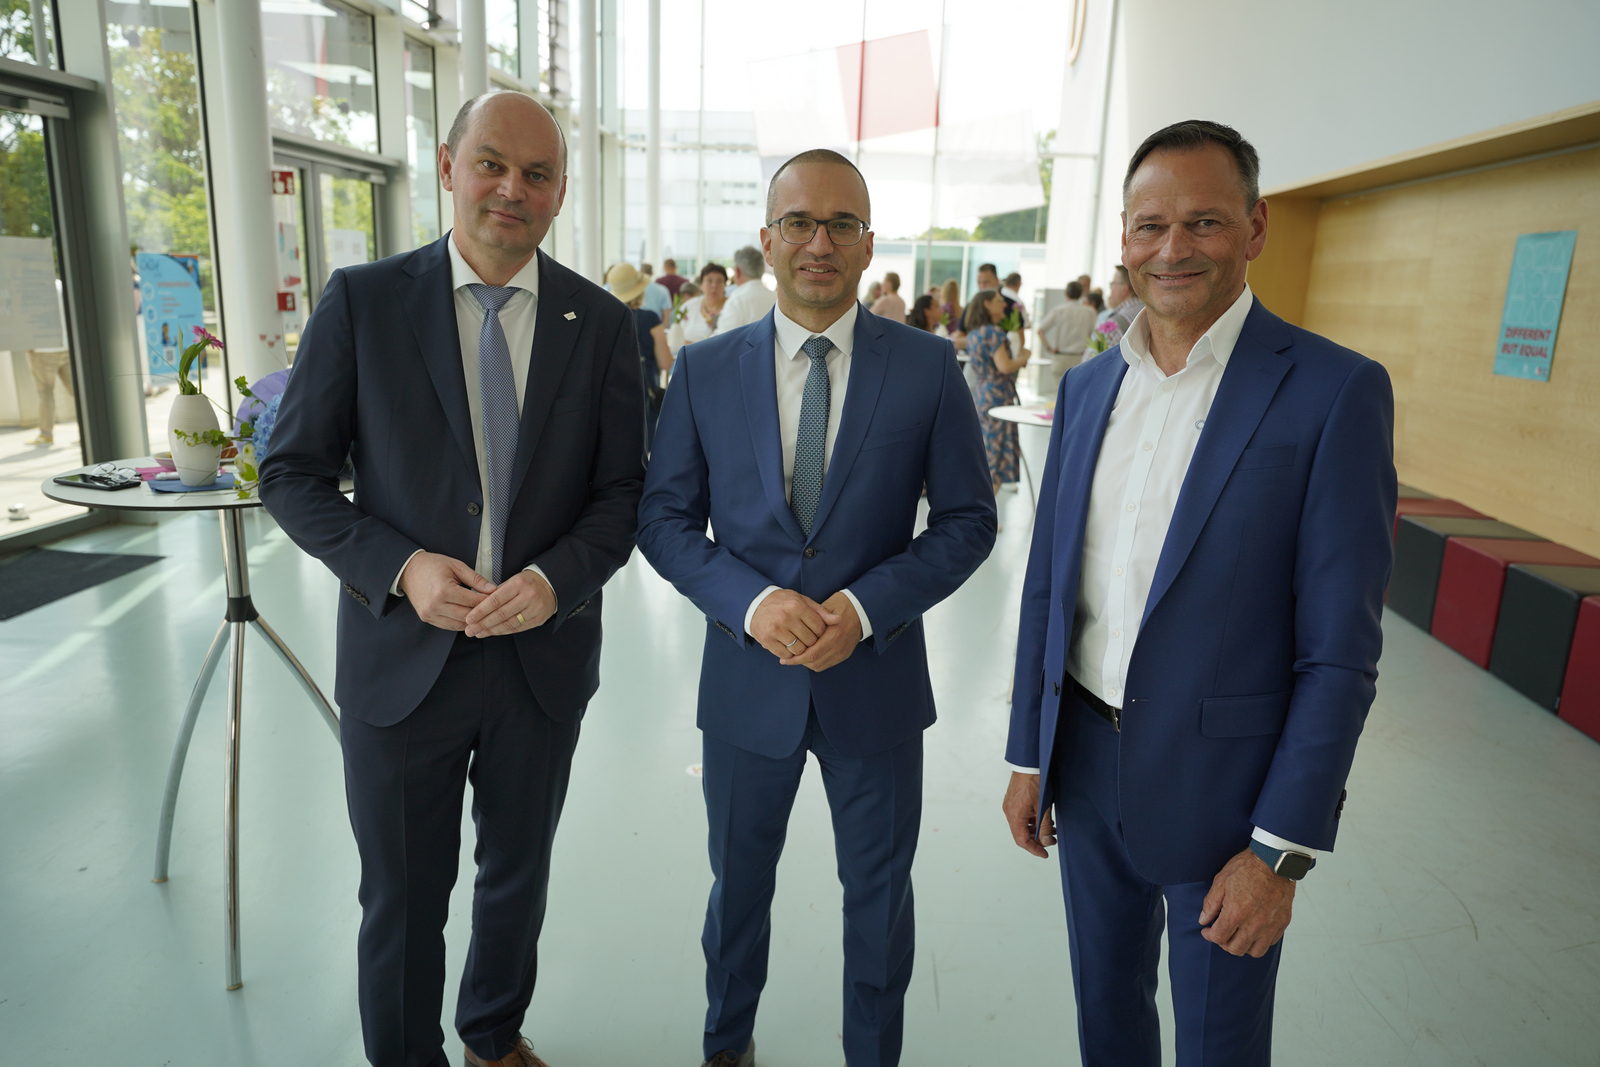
[637,150,996,1067]
[261,93,644,1067]
[1001,121,1397,1065]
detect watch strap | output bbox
[1249,838,1315,880]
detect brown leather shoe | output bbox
[464,1035,550,1067]
[701,1039,755,1067]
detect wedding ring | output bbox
[784,638,799,649]
[516,612,525,625]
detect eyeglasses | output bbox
[766,215,869,246]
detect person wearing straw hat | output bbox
[607,262,674,445]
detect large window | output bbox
[0,0,56,67]
[262,0,378,154]
[403,35,440,248]
[487,0,517,79]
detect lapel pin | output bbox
[564,311,577,320]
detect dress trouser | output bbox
[342,633,581,1067]
[701,708,922,1067]
[1052,688,1282,1067]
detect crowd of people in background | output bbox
[604,251,1147,499]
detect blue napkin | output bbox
[148,473,237,494]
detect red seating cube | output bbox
[1393,498,1487,538]
[1432,538,1600,667]
[1559,596,1600,744]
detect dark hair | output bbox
[1065,281,1083,300]
[765,148,871,223]
[1123,119,1259,207]
[963,289,1000,332]
[1004,272,1022,289]
[907,293,938,332]
[1088,289,1105,312]
[976,263,998,278]
[698,262,728,282]
[446,91,568,174]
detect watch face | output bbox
[1276,852,1313,880]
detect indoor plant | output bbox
[167,327,227,486]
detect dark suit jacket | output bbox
[260,237,646,727]
[1007,298,1396,885]
[636,307,996,759]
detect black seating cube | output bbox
[1397,484,1436,499]
[1389,515,1543,630]
[1489,564,1600,712]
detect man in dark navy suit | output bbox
[637,150,996,1067]
[1002,121,1396,1066]
[261,92,644,1067]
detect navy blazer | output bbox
[636,307,997,759]
[259,238,646,727]
[1007,298,1396,885]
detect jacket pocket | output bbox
[1235,444,1295,471]
[1200,690,1292,738]
[550,391,592,416]
[860,424,923,452]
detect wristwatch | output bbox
[1249,839,1315,881]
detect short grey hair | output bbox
[733,246,764,279]
[446,91,568,175]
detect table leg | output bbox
[1017,436,1038,507]
[219,509,250,991]
[152,619,229,883]
[250,616,339,739]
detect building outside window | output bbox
[262,0,379,154]
[487,0,517,79]
[0,0,57,67]
[403,36,440,248]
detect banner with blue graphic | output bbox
[138,252,206,383]
[1493,231,1577,382]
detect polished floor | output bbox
[2,479,1598,1066]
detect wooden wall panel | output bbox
[1299,146,1600,556]
[1248,196,1323,326]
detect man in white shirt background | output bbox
[711,245,777,334]
[1035,280,1098,392]
[1001,120,1396,1067]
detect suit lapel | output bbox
[404,238,477,480]
[740,312,806,545]
[1141,304,1294,627]
[807,307,887,541]
[508,250,582,501]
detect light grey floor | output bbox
[2,486,1598,1066]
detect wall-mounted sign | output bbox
[1493,230,1577,382]
[137,252,206,382]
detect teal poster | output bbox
[137,252,205,382]
[1493,230,1576,381]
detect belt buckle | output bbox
[1109,704,1121,732]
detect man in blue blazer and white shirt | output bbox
[1001,121,1397,1066]
[637,150,996,1067]
[261,93,644,1067]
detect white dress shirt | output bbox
[1009,283,1315,858]
[390,232,553,599]
[742,302,873,641]
[713,277,777,335]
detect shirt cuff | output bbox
[744,585,780,637]
[1007,763,1041,775]
[390,548,426,597]
[1252,826,1319,859]
[841,588,872,640]
[522,564,557,612]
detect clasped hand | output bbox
[750,588,862,672]
[399,551,557,637]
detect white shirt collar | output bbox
[773,301,859,360]
[447,229,541,300]
[1120,283,1253,373]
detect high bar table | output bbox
[43,458,340,991]
[986,404,1054,507]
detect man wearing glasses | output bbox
[637,149,996,1067]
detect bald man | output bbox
[262,92,645,1067]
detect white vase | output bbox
[168,392,223,487]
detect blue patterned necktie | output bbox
[790,335,833,536]
[467,283,520,582]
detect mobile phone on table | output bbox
[53,471,140,491]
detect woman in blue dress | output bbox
[963,289,1031,492]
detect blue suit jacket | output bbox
[637,307,997,758]
[259,239,646,727]
[1007,298,1396,885]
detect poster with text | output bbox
[1494,230,1577,381]
[138,252,206,382]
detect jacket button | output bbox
[467,502,481,516]
[803,547,816,559]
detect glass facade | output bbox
[403,35,440,248]
[0,0,56,67]
[487,0,517,79]
[262,0,379,154]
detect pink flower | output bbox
[192,325,225,349]
[1096,321,1118,335]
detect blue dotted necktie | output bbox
[790,335,832,536]
[468,283,520,582]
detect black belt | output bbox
[1071,678,1122,732]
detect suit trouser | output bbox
[1053,690,1281,1067]
[342,633,581,1067]
[701,709,922,1067]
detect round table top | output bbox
[41,457,262,513]
[987,405,1054,428]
